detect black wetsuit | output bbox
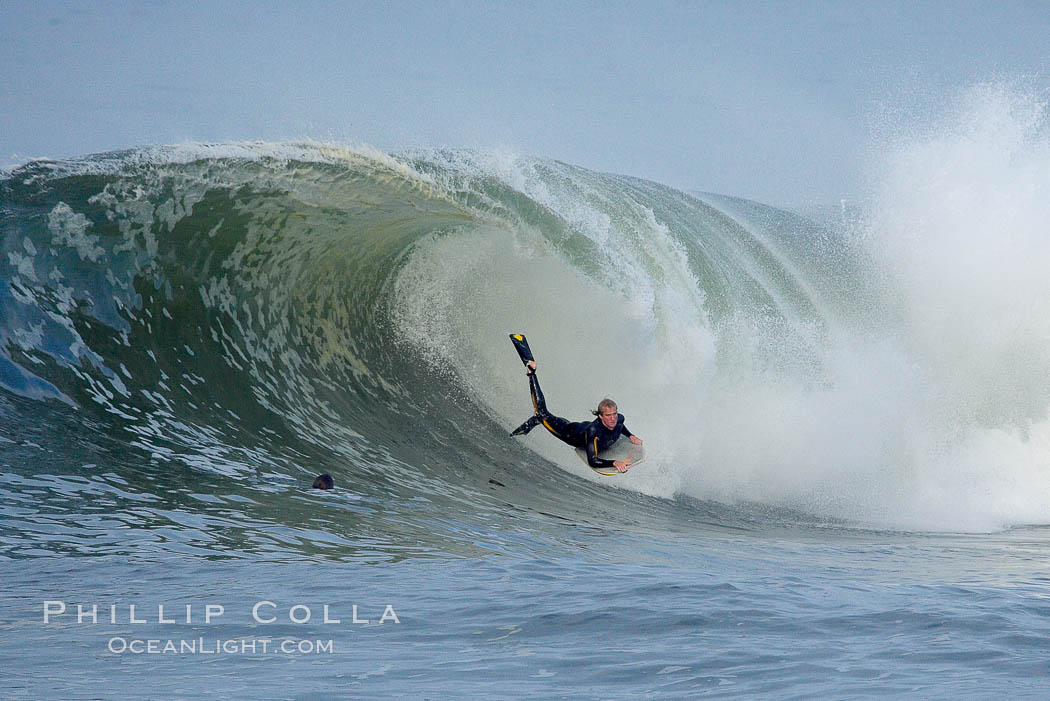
[515,372,634,469]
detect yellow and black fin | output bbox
[509,333,535,366]
[510,415,541,436]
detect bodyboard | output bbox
[576,435,646,476]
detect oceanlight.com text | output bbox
[107,637,335,655]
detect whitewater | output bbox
[3,85,1050,698]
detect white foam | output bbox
[682,83,1050,532]
[393,90,1050,531]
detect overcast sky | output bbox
[2,1,1048,205]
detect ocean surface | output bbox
[3,97,1050,698]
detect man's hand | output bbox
[629,435,643,445]
[613,457,632,473]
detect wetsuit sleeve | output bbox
[585,428,616,468]
[586,437,615,468]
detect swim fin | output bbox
[509,334,535,368]
[510,415,541,436]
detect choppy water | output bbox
[3,85,1050,698]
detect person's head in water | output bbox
[312,473,334,490]
[593,398,619,430]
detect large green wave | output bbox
[4,133,1050,541]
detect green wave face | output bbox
[3,140,1049,546]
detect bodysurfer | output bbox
[509,335,642,473]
